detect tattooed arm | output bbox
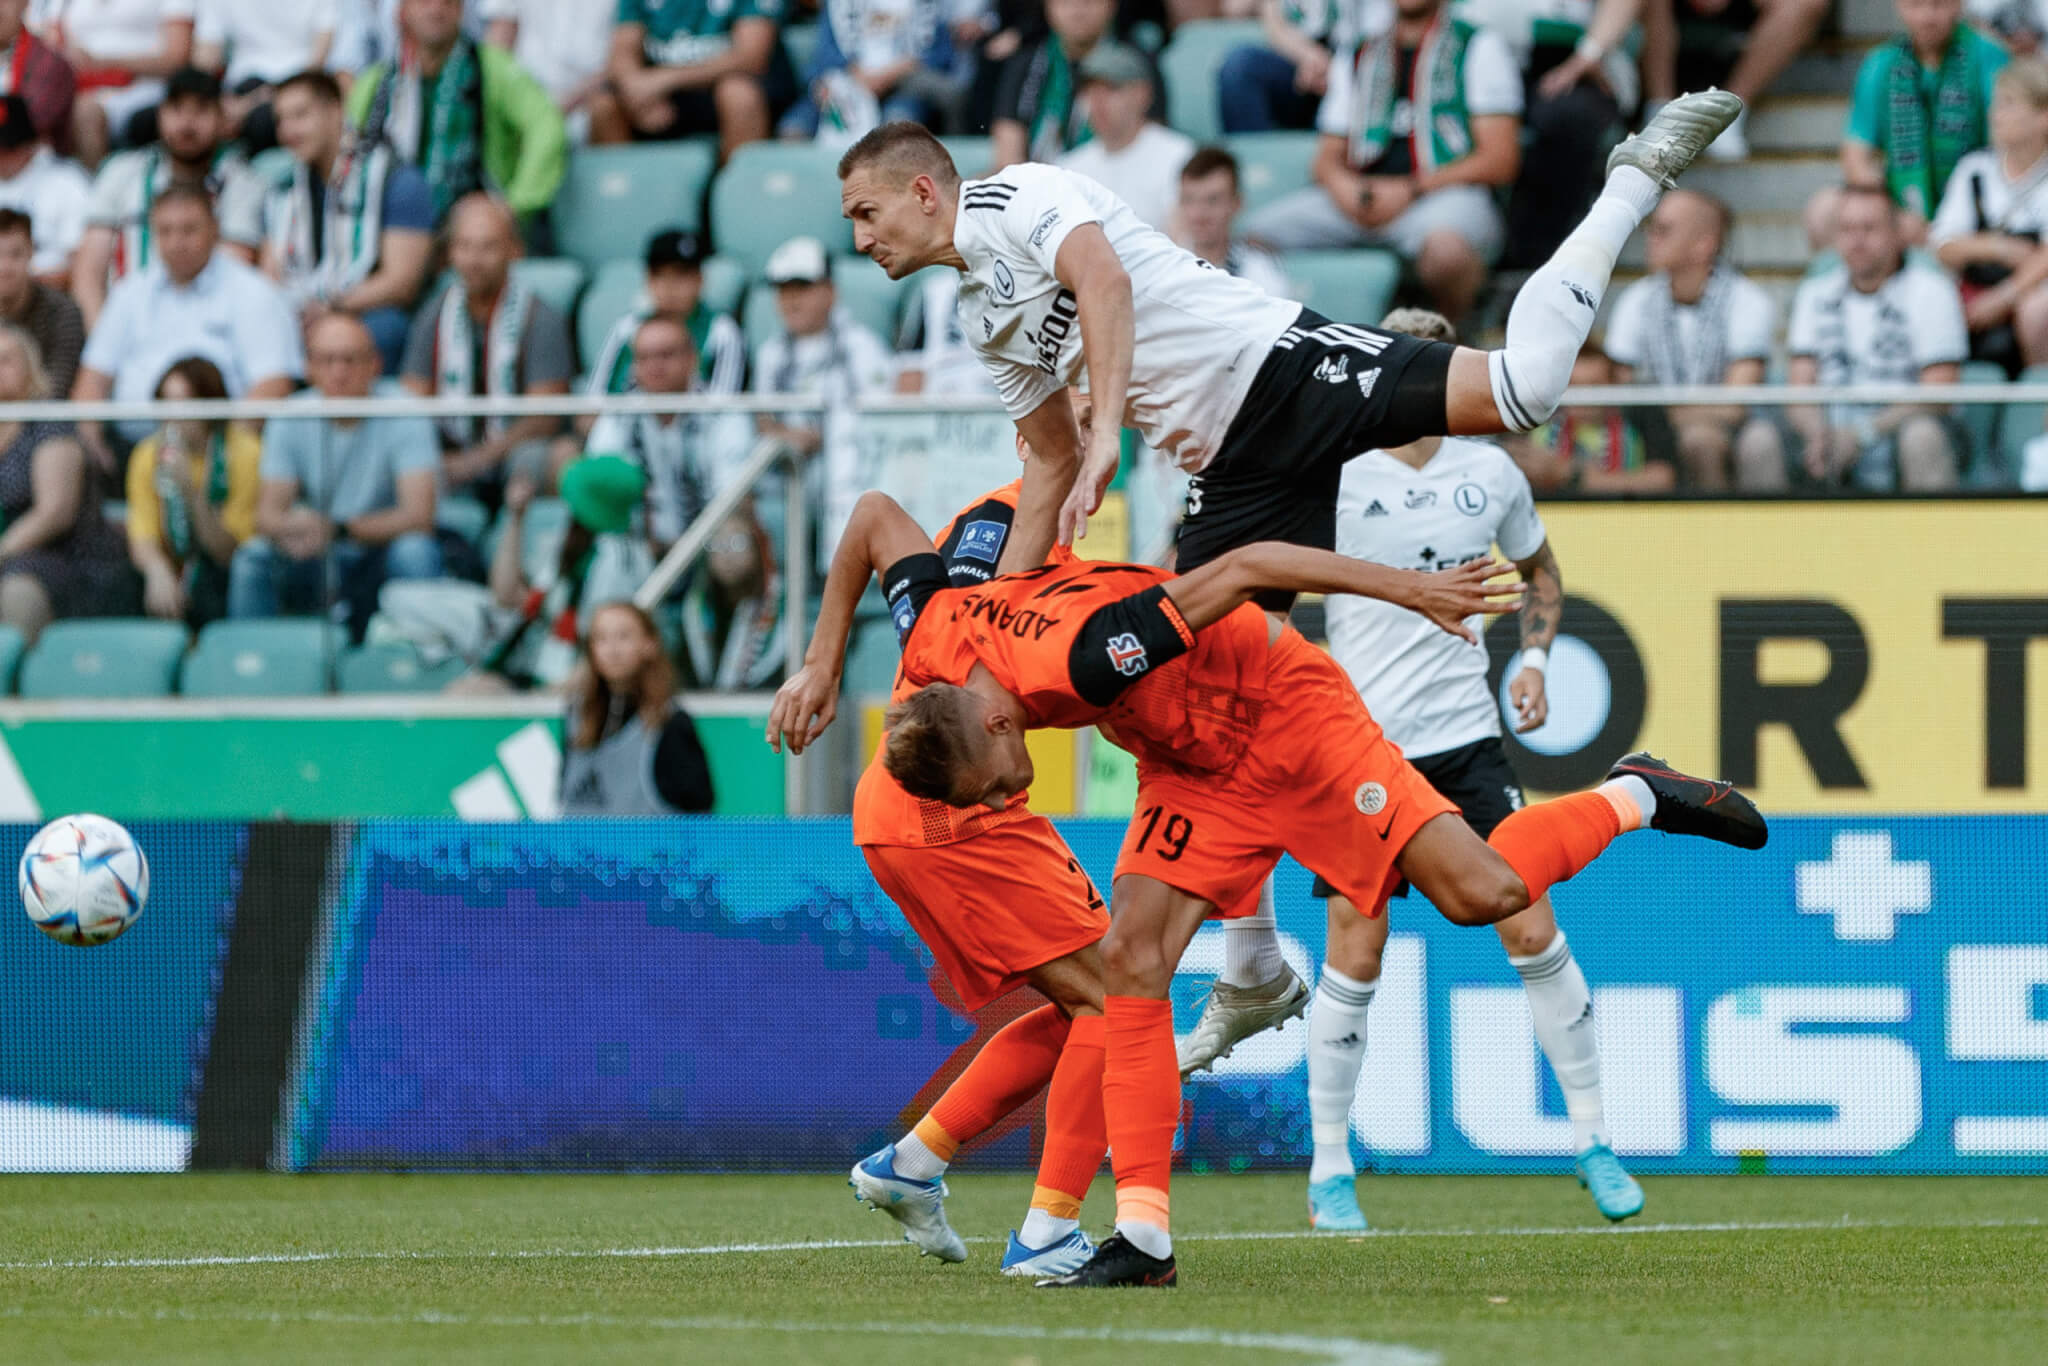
[1507,539,1562,734]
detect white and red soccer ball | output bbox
[19,813,149,946]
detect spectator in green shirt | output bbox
[347,0,569,228]
[591,0,798,161]
[1811,0,2008,247]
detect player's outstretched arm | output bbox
[1002,391,1085,575]
[768,491,933,755]
[1050,226,1134,546]
[1508,539,1563,733]
[1165,542,1523,642]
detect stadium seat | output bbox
[1226,132,1318,219]
[551,141,716,272]
[781,22,820,78]
[1956,360,2007,483]
[578,258,645,376]
[438,493,491,550]
[741,281,780,355]
[701,254,746,316]
[709,142,852,275]
[179,620,340,697]
[511,258,587,319]
[1160,20,1263,144]
[482,497,572,582]
[0,623,23,693]
[832,257,907,342]
[1997,364,2048,486]
[337,643,469,693]
[19,620,188,699]
[1282,249,1402,326]
[939,136,993,178]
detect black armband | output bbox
[1066,585,1195,706]
[935,499,1018,587]
[882,552,950,643]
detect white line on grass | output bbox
[0,1305,1440,1365]
[2,1215,2039,1272]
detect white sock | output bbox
[1601,775,1657,832]
[1117,1218,1172,1260]
[1221,880,1285,988]
[1488,165,1662,431]
[1307,964,1377,1185]
[1508,930,1607,1152]
[891,1132,946,1181]
[1018,1208,1078,1248]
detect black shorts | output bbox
[1311,736,1525,900]
[632,50,799,140]
[1176,308,1453,611]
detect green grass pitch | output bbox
[3,1173,2044,1364]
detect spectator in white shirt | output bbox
[191,0,336,152]
[1774,184,1969,491]
[1931,57,2048,373]
[1244,0,1523,321]
[479,0,612,142]
[1604,189,1779,490]
[71,65,266,327]
[0,92,90,286]
[894,266,995,396]
[44,0,197,167]
[1056,41,1193,232]
[1172,144,1292,300]
[72,180,301,465]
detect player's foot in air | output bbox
[1576,1143,1645,1222]
[1607,752,1768,849]
[1177,966,1311,1077]
[1307,1175,1368,1232]
[1001,1228,1096,1277]
[848,1144,967,1262]
[1607,88,1745,189]
[1035,1232,1177,1288]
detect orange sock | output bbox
[1031,1012,1106,1219]
[1486,791,1623,905]
[1103,995,1179,1251]
[919,1003,1070,1159]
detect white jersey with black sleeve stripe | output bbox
[950,162,1303,474]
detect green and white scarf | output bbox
[1637,263,1739,387]
[365,38,485,222]
[267,143,392,309]
[435,274,534,447]
[1022,40,1093,164]
[1345,16,1475,176]
[157,432,230,563]
[1885,29,1990,218]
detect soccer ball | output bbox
[19,814,149,946]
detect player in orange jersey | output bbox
[853,531,1766,1288]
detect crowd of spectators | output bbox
[0,0,2035,691]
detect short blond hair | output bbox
[1379,308,1457,344]
[2000,57,2048,110]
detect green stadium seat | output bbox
[512,257,586,319]
[578,258,646,377]
[782,22,820,78]
[1955,360,2007,482]
[20,620,187,699]
[482,496,572,582]
[832,256,906,341]
[709,142,851,275]
[741,281,779,354]
[551,141,716,271]
[179,620,340,697]
[0,623,23,693]
[1225,132,1317,219]
[1281,249,1402,326]
[338,644,469,693]
[701,254,746,316]
[438,493,491,550]
[1998,364,2048,487]
[1160,20,1263,144]
[939,136,993,179]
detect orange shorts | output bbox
[862,815,1109,1012]
[1113,632,1458,917]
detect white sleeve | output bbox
[1785,278,1822,356]
[1602,280,1649,367]
[34,171,91,273]
[1316,47,1355,138]
[583,412,628,456]
[1929,156,1982,246]
[1492,458,1547,562]
[1908,270,1969,368]
[161,0,196,19]
[194,0,224,46]
[85,156,132,229]
[983,165,1104,278]
[1725,277,1778,362]
[1462,30,1524,118]
[80,281,136,375]
[236,275,305,384]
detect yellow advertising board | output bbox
[1517,501,2048,813]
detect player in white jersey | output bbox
[1269,310,1638,1229]
[832,92,1741,589]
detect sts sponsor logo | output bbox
[1107,632,1149,677]
[955,519,1007,563]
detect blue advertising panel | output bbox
[284,815,2048,1174]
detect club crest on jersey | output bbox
[1455,482,1488,516]
[1314,354,1350,384]
[1107,632,1149,677]
[1356,367,1380,399]
[993,259,1015,299]
[956,519,1007,563]
[1354,782,1388,815]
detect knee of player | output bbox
[1097,926,1167,989]
[1440,870,1526,927]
